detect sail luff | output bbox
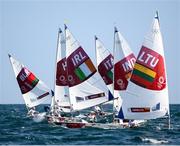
[94,35,98,68]
[51,28,61,110]
[51,26,72,113]
[64,24,73,112]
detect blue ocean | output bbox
[0,104,180,145]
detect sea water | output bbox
[0,104,180,145]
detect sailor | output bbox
[27,107,38,117]
[94,106,101,113]
[128,120,135,128]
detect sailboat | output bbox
[95,36,114,94]
[113,26,145,127]
[65,24,114,110]
[117,12,170,123]
[51,28,71,114]
[49,25,114,128]
[8,54,53,122]
[95,34,144,128]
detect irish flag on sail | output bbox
[67,47,97,87]
[75,58,96,81]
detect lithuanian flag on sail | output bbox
[17,67,39,94]
[130,46,166,90]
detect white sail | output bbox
[65,25,113,111]
[53,28,71,113]
[118,12,169,120]
[95,36,114,94]
[113,27,136,114]
[9,54,53,108]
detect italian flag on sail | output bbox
[107,69,113,80]
[98,54,114,85]
[75,58,96,81]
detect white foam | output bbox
[32,112,46,123]
[142,137,168,144]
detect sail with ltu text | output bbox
[119,12,169,120]
[9,54,53,108]
[65,25,114,111]
[52,28,71,113]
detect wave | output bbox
[141,137,169,144]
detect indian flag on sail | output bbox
[75,58,96,81]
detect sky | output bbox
[0,0,179,104]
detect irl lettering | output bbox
[71,51,87,66]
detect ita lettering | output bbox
[98,54,113,85]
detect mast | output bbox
[156,10,170,129]
[94,35,98,68]
[52,28,61,113]
[112,27,117,117]
[64,24,73,114]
